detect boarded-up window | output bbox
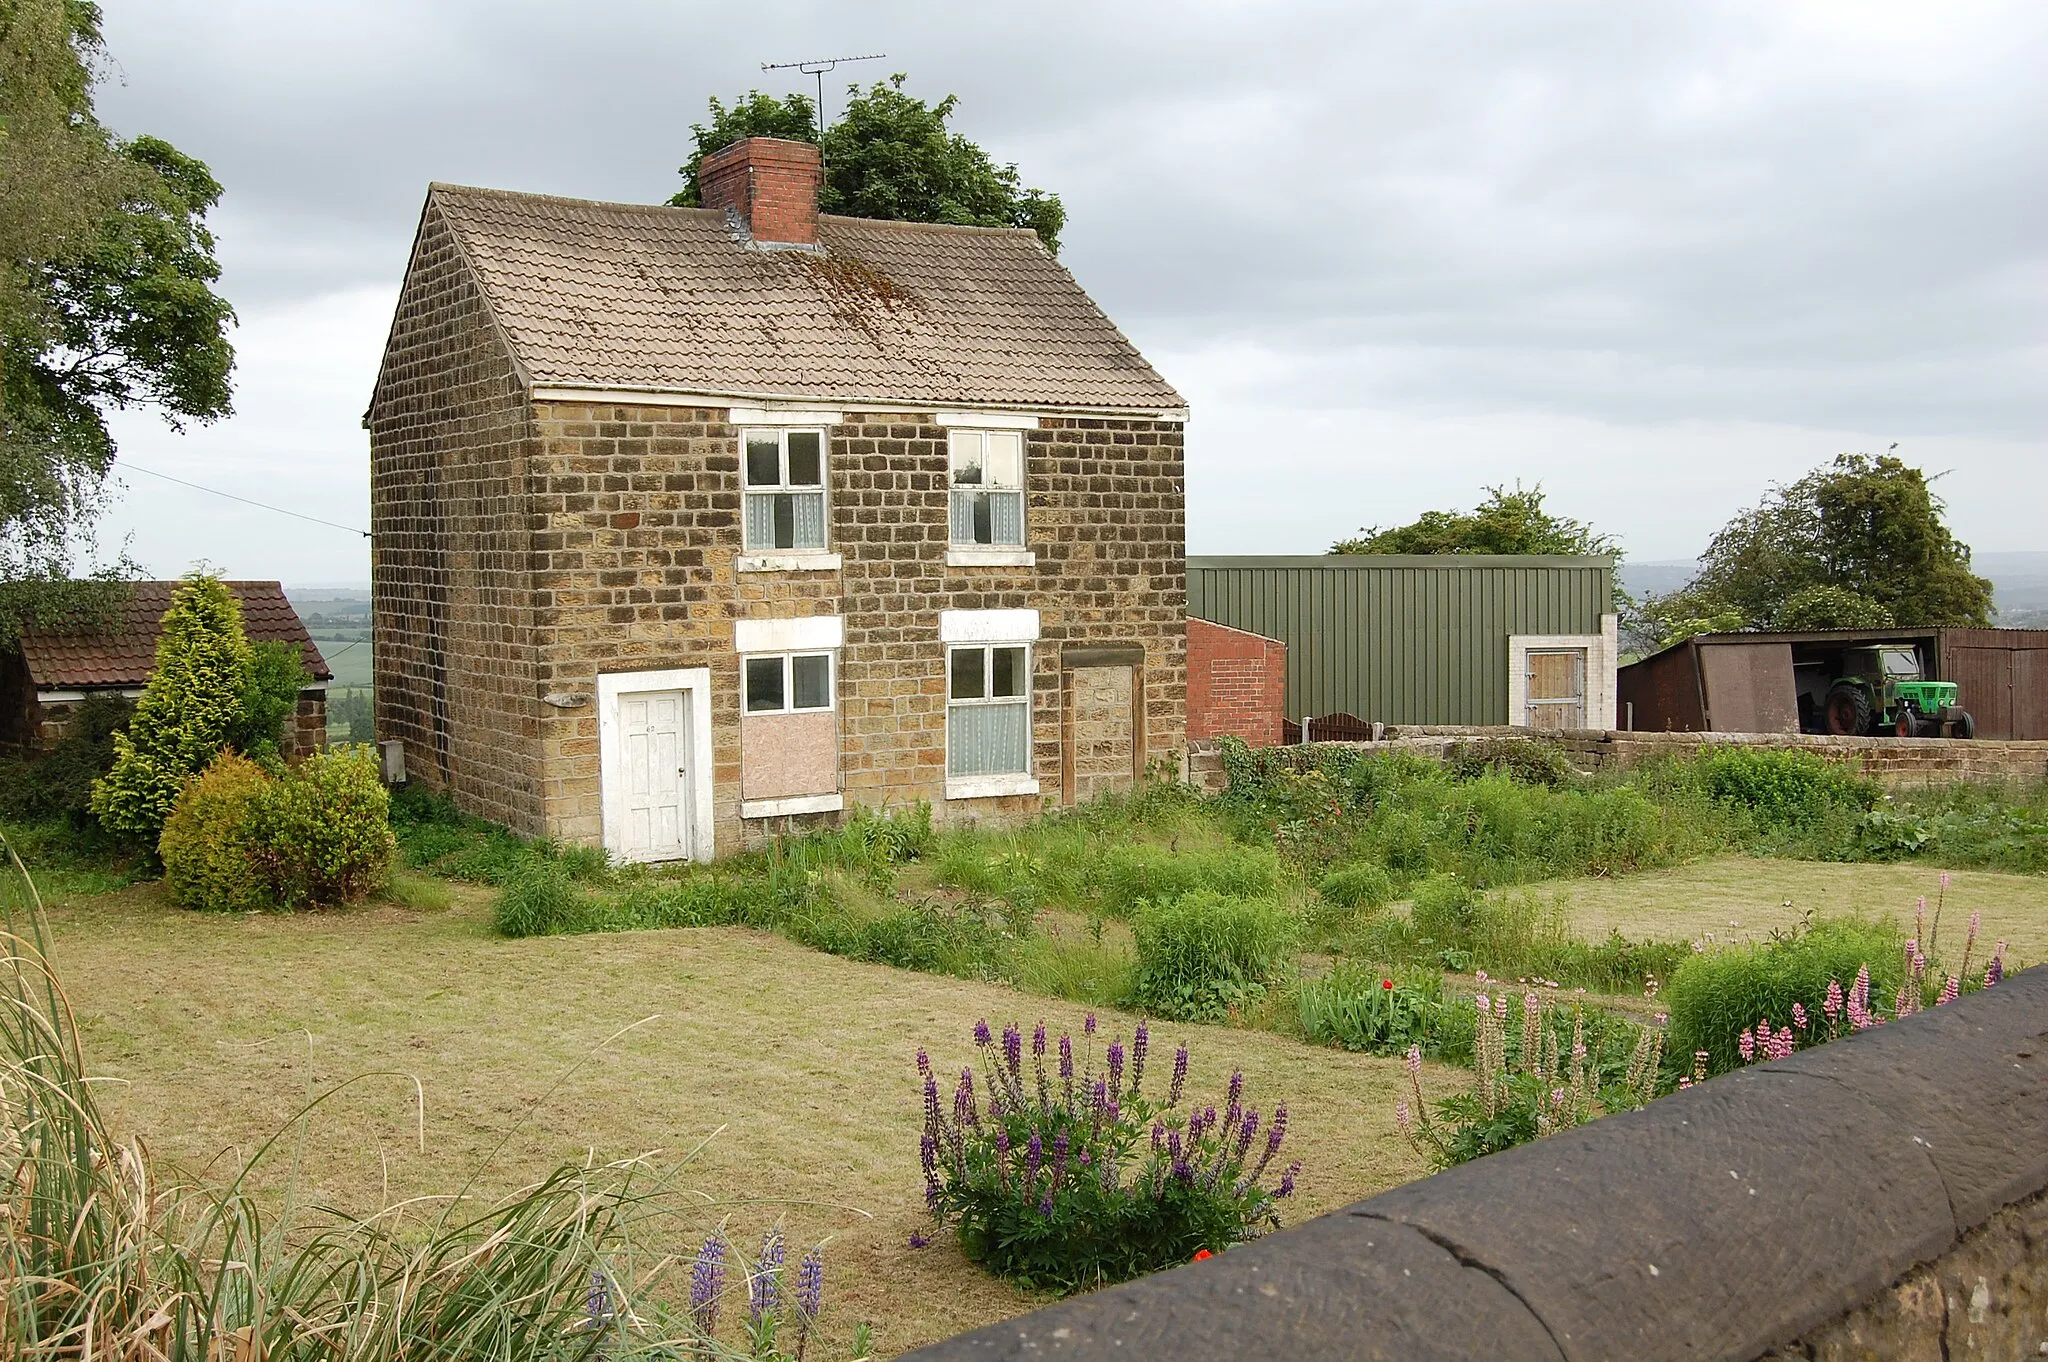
[1525,649,1586,729]
[740,650,838,799]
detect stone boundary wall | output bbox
[1186,726,2048,793]
[904,967,2048,1361]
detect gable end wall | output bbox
[368,201,543,832]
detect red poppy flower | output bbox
[1381,978,1394,990]
[1192,1248,1213,1261]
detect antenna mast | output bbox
[760,52,887,142]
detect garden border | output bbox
[903,965,2048,1360]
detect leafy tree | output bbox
[670,76,1066,253]
[230,639,311,763]
[1333,484,1620,558]
[0,0,235,636]
[1645,455,1992,644]
[90,572,251,839]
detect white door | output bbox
[618,688,692,861]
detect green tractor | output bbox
[1822,646,1975,738]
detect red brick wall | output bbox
[1186,618,1285,747]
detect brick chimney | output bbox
[698,137,822,247]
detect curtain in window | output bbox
[950,489,1024,546]
[948,700,1029,776]
[746,491,827,550]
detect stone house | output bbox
[0,580,330,754]
[366,137,1187,862]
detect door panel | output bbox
[1525,649,1586,729]
[617,689,690,861]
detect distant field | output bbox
[311,633,372,689]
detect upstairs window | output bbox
[947,643,1030,777]
[744,428,827,551]
[949,430,1025,547]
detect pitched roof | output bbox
[16,582,331,690]
[414,185,1185,413]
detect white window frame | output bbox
[741,426,830,554]
[944,642,1037,799]
[743,651,836,715]
[945,428,1035,568]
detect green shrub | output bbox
[228,640,309,762]
[0,695,132,824]
[919,1017,1300,1292]
[92,573,253,839]
[1690,746,1877,828]
[157,751,274,913]
[1089,842,1281,919]
[1444,738,1578,788]
[1663,917,1905,1075]
[1408,873,1480,942]
[262,746,394,907]
[1317,862,1395,913]
[1126,891,1296,1022]
[1297,964,1443,1054]
[157,748,395,912]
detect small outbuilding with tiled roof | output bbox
[0,581,331,755]
[368,136,1188,861]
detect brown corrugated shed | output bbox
[17,581,331,690]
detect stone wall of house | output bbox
[524,402,1187,855]
[367,202,544,833]
[1185,617,1286,747]
[1186,726,2048,793]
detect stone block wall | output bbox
[518,402,1187,855]
[1185,617,1286,747]
[367,201,544,833]
[903,967,2048,1362]
[1188,726,2048,794]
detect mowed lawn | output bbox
[1527,857,2048,967]
[39,883,1441,1358]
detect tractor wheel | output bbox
[1946,710,1976,740]
[1895,708,1919,738]
[1825,685,1874,736]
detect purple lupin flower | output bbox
[954,1070,976,1126]
[1130,1022,1149,1094]
[1003,1023,1024,1079]
[1226,1070,1244,1109]
[916,1047,931,1078]
[794,1247,825,1362]
[1084,1012,1097,1037]
[1090,1075,1108,1117]
[1051,1130,1070,1189]
[1025,1131,1044,1190]
[1251,1105,1287,1180]
[1167,1128,1183,1161]
[1987,947,2005,986]
[1235,1110,1260,1162]
[920,1132,942,1210]
[1039,1189,1056,1216]
[973,1019,993,1047]
[749,1228,784,1325]
[923,1073,942,1131]
[1107,1040,1125,1093]
[1276,1160,1300,1198]
[690,1233,727,1340]
[908,1230,931,1249]
[1169,1045,1189,1107]
[1033,1021,1048,1056]
[1152,1120,1166,1151]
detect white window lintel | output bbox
[734,615,844,654]
[939,608,1041,644]
[932,410,1040,429]
[728,406,844,427]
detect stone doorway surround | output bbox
[597,666,715,863]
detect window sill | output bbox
[946,547,1036,568]
[737,552,842,573]
[741,792,844,819]
[945,774,1040,801]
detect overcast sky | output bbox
[86,0,2047,586]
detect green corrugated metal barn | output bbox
[1187,555,1618,729]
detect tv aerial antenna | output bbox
[761,53,886,141]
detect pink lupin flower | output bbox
[1395,1099,1412,1137]
[1938,976,1960,1006]
[1940,871,1951,888]
[1791,1002,1808,1029]
[1738,1029,1756,1062]
[1823,978,1843,1025]
[1406,1043,1423,1081]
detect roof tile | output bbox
[420,186,1185,412]
[18,582,332,690]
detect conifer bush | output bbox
[91,573,253,839]
[157,750,273,913]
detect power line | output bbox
[121,462,370,538]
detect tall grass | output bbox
[0,831,836,1361]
